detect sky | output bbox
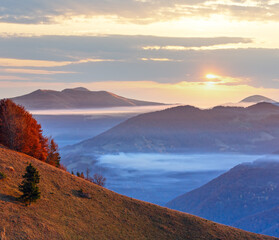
[0,0,279,107]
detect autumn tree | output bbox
[46,138,61,167]
[0,99,48,161]
[18,163,41,206]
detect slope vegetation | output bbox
[0,146,275,240]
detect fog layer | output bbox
[66,153,261,205]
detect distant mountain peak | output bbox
[62,87,91,92]
[73,87,90,91]
[10,87,164,110]
[240,95,276,103]
[35,89,49,93]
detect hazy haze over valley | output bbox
[33,105,175,147]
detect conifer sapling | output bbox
[18,163,41,206]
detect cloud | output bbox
[211,2,279,21]
[142,43,252,51]
[1,0,279,24]
[0,68,75,75]
[204,73,249,86]
[0,35,278,90]
[141,58,179,62]
[0,57,115,67]
[0,35,252,60]
[0,75,29,80]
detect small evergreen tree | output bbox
[18,163,40,206]
[0,172,6,180]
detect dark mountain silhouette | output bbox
[1,146,275,239]
[63,103,279,155]
[240,95,277,104]
[166,159,279,237]
[11,87,164,110]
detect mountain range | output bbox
[63,102,279,156]
[166,158,279,237]
[1,145,274,240]
[11,87,164,110]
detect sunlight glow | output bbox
[206,74,218,80]
[205,81,217,88]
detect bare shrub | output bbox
[91,173,106,187]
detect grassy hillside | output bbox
[0,146,276,240]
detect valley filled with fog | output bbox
[65,152,261,205]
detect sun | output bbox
[204,73,219,88]
[206,74,218,79]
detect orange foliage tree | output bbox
[46,138,61,167]
[0,99,51,162]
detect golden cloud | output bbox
[0,68,75,75]
[0,58,115,68]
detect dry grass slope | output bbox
[0,146,277,240]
